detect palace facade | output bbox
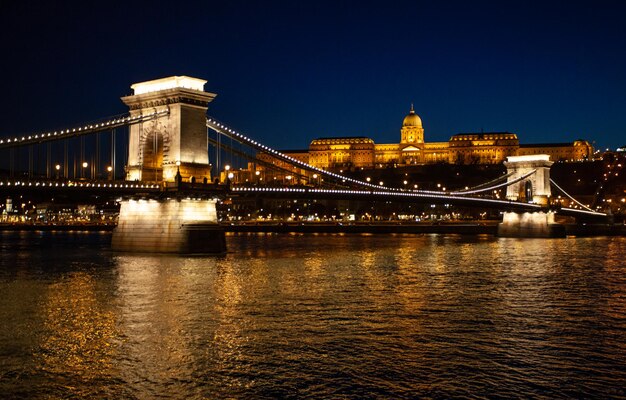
[258,106,593,171]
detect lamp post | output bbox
[55,164,61,179]
[227,172,234,187]
[175,161,182,187]
[255,170,261,185]
[82,162,88,179]
[107,166,113,181]
[224,164,231,184]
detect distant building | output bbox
[258,106,593,171]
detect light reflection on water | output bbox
[0,231,625,398]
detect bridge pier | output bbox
[497,155,565,238]
[111,198,226,254]
[498,211,565,238]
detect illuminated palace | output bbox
[258,106,593,171]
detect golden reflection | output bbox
[599,238,626,324]
[392,237,428,317]
[115,256,195,385]
[360,248,384,292]
[207,258,256,390]
[36,272,117,387]
[303,254,324,281]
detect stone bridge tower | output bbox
[499,154,564,237]
[504,155,553,205]
[112,76,226,254]
[121,76,216,182]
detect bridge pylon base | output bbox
[112,198,226,254]
[497,211,565,238]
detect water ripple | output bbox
[0,233,625,398]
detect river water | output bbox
[0,231,624,399]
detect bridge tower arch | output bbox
[121,76,216,182]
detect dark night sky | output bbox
[1,1,625,151]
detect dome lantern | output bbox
[402,104,423,128]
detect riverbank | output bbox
[1,222,624,236]
[224,222,499,235]
[0,224,116,232]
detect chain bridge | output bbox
[0,76,608,252]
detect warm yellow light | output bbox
[82,162,88,168]
[312,174,318,179]
[107,166,113,172]
[506,154,550,162]
[255,170,261,176]
[55,164,61,171]
[227,172,234,179]
[131,76,206,95]
[224,165,231,171]
[366,177,371,182]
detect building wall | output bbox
[309,137,375,169]
[255,112,593,172]
[518,140,593,161]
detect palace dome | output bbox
[402,104,422,128]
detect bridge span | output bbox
[0,75,611,252]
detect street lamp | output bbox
[175,161,182,186]
[224,164,231,183]
[82,162,88,179]
[55,164,61,179]
[106,166,113,181]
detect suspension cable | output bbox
[207,117,395,191]
[449,169,537,195]
[450,171,514,194]
[0,109,169,150]
[550,178,595,212]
